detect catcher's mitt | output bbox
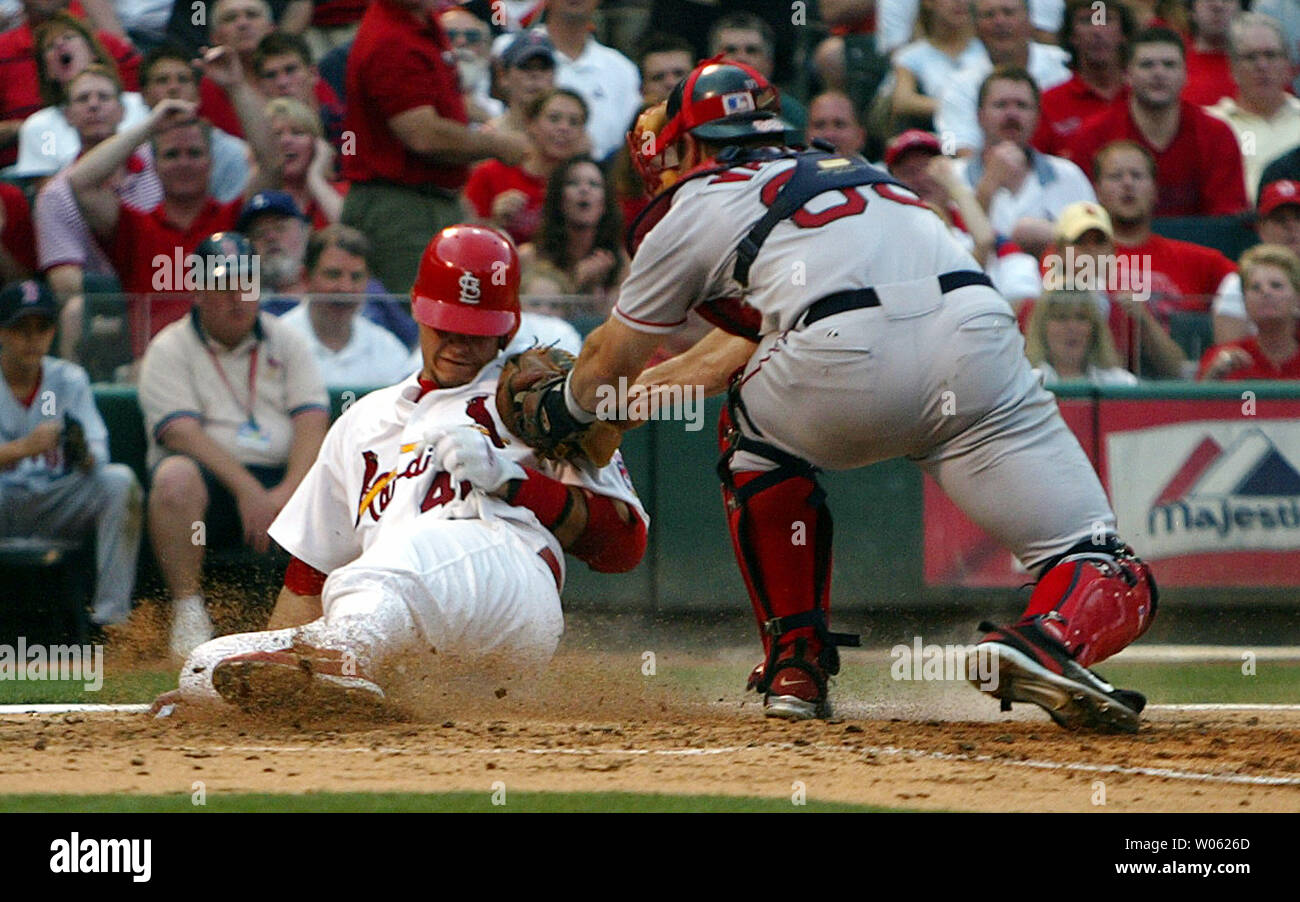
[63,416,92,473]
[496,346,623,466]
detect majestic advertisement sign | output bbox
[924,393,1300,589]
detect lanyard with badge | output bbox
[207,343,271,452]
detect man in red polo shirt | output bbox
[1064,26,1248,216]
[66,98,247,358]
[196,0,275,137]
[1093,139,1238,325]
[0,0,140,167]
[339,0,526,293]
[1033,0,1133,156]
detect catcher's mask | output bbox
[627,56,790,196]
[412,224,521,348]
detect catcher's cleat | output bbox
[758,648,833,721]
[212,645,387,716]
[971,620,1146,734]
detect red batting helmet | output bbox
[411,224,521,346]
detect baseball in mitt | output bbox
[496,346,623,466]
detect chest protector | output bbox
[628,144,911,340]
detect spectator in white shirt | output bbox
[280,224,414,388]
[953,66,1096,258]
[936,0,1072,155]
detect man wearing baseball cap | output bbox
[138,233,329,657]
[0,279,142,629]
[1213,179,1300,343]
[239,190,311,295]
[1034,200,1187,377]
[488,30,558,141]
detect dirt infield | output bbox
[2,644,1298,812]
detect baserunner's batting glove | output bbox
[431,424,525,495]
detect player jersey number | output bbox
[759,168,866,228]
[419,470,473,513]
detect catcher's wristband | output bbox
[538,375,595,444]
[563,374,597,425]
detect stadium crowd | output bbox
[2,0,1300,650]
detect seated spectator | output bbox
[487,30,558,141]
[885,128,1042,306]
[1182,0,1241,107]
[1,181,37,281]
[0,279,141,627]
[251,31,344,151]
[888,0,982,131]
[464,88,589,246]
[196,0,276,139]
[11,15,149,178]
[279,224,411,387]
[1024,289,1141,385]
[1206,12,1300,205]
[439,5,501,124]
[1032,0,1133,157]
[807,91,868,157]
[1215,180,1300,343]
[543,0,641,162]
[1063,26,1248,215]
[0,0,140,168]
[240,190,312,300]
[952,66,1097,257]
[637,32,694,106]
[137,43,252,203]
[1037,199,1188,377]
[261,97,341,227]
[1199,243,1300,379]
[139,231,328,656]
[1255,0,1300,95]
[1091,140,1239,325]
[66,93,267,361]
[935,0,1072,155]
[520,155,627,305]
[710,12,806,143]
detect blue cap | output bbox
[500,30,555,68]
[0,279,58,327]
[236,190,306,233]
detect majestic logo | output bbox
[1147,428,1300,539]
[458,271,481,305]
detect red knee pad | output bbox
[1017,548,1157,667]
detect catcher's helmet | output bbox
[629,57,789,196]
[412,224,521,345]
[661,58,788,147]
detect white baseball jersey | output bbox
[614,157,983,337]
[267,358,646,589]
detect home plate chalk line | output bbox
[1,704,1298,790]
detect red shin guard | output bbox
[1016,549,1157,667]
[723,469,833,662]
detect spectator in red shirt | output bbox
[1215,180,1300,344]
[1092,139,1239,323]
[463,88,589,246]
[0,0,139,167]
[196,0,275,137]
[250,31,343,151]
[1183,0,1241,107]
[1034,199,1189,376]
[1064,26,1249,215]
[1033,0,1134,156]
[0,181,38,281]
[1199,243,1300,379]
[339,0,526,294]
